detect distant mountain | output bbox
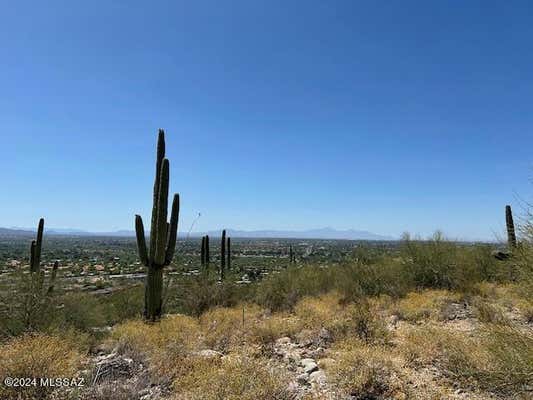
[204,228,395,241]
[1,226,394,240]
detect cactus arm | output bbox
[154,159,170,265]
[227,237,231,270]
[201,236,206,266]
[149,130,166,261]
[30,240,37,272]
[165,194,180,266]
[135,215,149,266]
[220,229,226,280]
[205,235,210,266]
[35,218,44,268]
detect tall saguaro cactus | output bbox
[30,218,45,273]
[506,205,517,249]
[220,230,226,280]
[135,130,180,321]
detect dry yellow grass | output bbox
[172,351,294,400]
[326,339,405,399]
[392,289,462,322]
[0,333,83,400]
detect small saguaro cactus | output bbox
[30,218,45,273]
[201,236,206,266]
[47,261,59,294]
[289,245,294,264]
[135,130,180,321]
[205,235,210,266]
[220,229,226,280]
[506,205,517,249]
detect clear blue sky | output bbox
[1,1,532,240]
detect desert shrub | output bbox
[59,292,108,332]
[112,314,201,380]
[254,266,336,312]
[336,261,409,303]
[168,275,250,317]
[0,333,83,400]
[293,293,388,343]
[105,284,144,323]
[172,353,295,400]
[249,312,302,347]
[0,272,62,338]
[392,290,462,322]
[472,297,509,325]
[401,325,533,395]
[327,339,403,399]
[200,305,261,352]
[400,232,502,292]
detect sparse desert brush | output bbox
[112,314,201,378]
[249,313,302,346]
[327,339,404,399]
[200,304,262,352]
[0,333,83,400]
[293,293,388,343]
[471,297,510,325]
[294,292,344,329]
[172,352,295,400]
[400,325,533,395]
[392,290,461,322]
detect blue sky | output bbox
[1,1,531,240]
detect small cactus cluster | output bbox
[29,218,58,294]
[135,130,180,321]
[200,235,210,267]
[219,230,231,280]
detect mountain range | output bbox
[0,227,394,241]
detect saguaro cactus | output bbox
[135,130,180,321]
[227,237,231,270]
[506,205,517,249]
[30,218,45,273]
[220,230,226,280]
[201,236,206,266]
[47,261,59,294]
[205,235,210,266]
[289,245,294,263]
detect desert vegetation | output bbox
[0,132,531,400]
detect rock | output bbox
[492,250,511,260]
[318,328,332,343]
[296,373,309,384]
[309,370,326,385]
[194,349,223,359]
[276,336,292,346]
[317,358,336,369]
[301,359,318,374]
[93,353,134,382]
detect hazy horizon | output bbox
[1,1,532,241]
